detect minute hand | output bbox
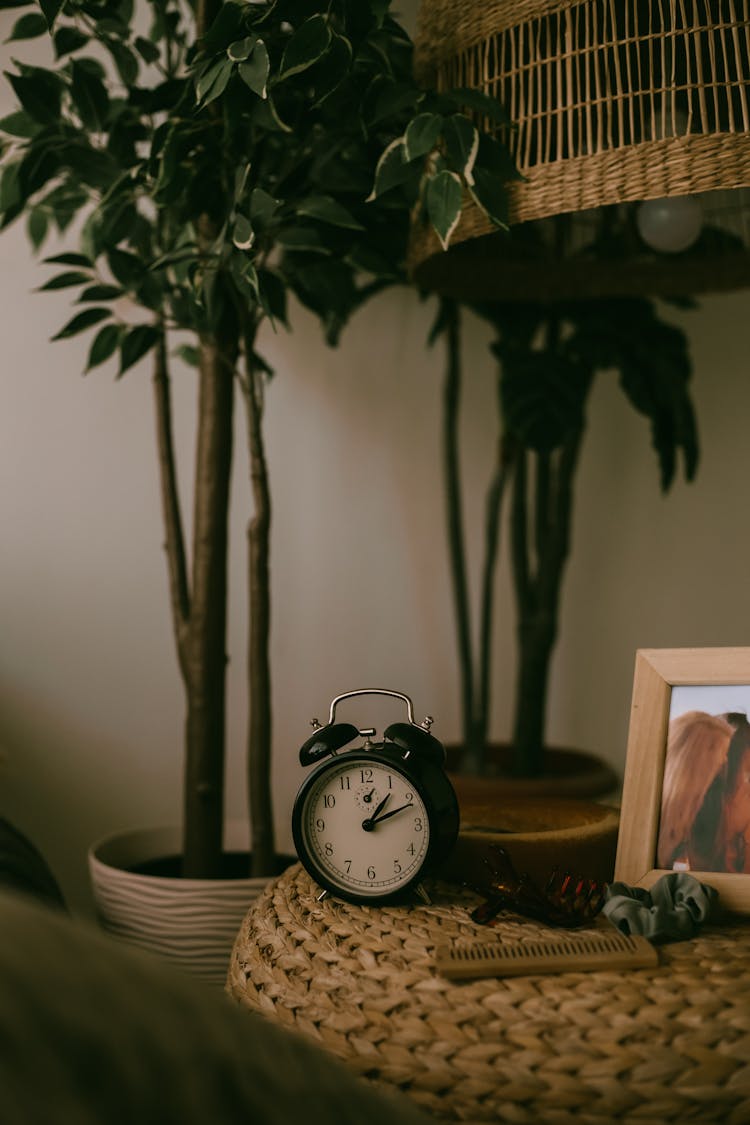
[368,801,414,826]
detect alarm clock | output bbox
[291,689,459,905]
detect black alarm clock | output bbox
[291,689,459,905]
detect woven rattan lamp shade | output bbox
[410,0,750,300]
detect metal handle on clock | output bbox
[326,688,417,727]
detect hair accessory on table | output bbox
[469,846,606,928]
[602,873,719,942]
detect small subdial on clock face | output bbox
[355,784,382,811]
[301,757,430,897]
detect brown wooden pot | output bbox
[445,743,619,800]
[443,745,621,889]
[443,793,620,889]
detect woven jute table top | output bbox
[227,863,750,1124]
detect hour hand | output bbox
[361,794,390,831]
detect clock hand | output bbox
[361,793,391,831]
[367,801,414,827]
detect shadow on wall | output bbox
[0,680,172,913]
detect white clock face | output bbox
[299,756,430,897]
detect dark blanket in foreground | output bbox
[0,890,432,1125]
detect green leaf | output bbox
[118,324,160,376]
[0,161,20,212]
[134,36,160,64]
[78,283,122,301]
[86,322,121,371]
[195,56,224,101]
[18,144,59,197]
[442,87,512,126]
[39,0,63,31]
[257,268,287,327]
[238,39,269,98]
[278,14,331,80]
[500,350,590,452]
[26,206,47,249]
[196,56,233,106]
[474,133,519,180]
[54,26,88,56]
[174,343,199,367]
[107,247,143,287]
[297,195,364,231]
[470,167,509,227]
[256,91,292,133]
[108,41,139,86]
[38,269,91,290]
[226,34,255,62]
[404,113,443,162]
[0,110,39,137]
[229,251,259,302]
[6,11,47,39]
[277,226,331,255]
[368,79,421,126]
[149,245,199,270]
[200,1,245,54]
[71,61,109,130]
[367,137,413,200]
[249,187,280,230]
[442,114,479,181]
[51,306,110,341]
[43,251,92,267]
[232,213,254,250]
[312,32,351,105]
[6,70,62,124]
[426,169,463,250]
[81,210,103,261]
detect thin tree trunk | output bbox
[182,332,236,877]
[242,327,275,877]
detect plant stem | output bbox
[476,434,512,756]
[509,314,590,776]
[152,326,190,679]
[242,325,275,877]
[441,299,477,769]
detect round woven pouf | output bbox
[227,864,750,1124]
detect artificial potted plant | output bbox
[430,285,698,884]
[0,0,514,975]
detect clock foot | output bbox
[415,883,432,906]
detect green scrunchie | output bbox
[602,872,718,942]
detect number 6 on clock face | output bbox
[296,758,430,898]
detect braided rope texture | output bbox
[227,864,750,1124]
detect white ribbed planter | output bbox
[88,824,282,986]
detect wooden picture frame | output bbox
[615,647,750,914]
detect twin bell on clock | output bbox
[291,689,460,905]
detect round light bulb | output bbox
[636,196,703,253]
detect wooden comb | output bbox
[435,926,658,980]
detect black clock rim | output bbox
[291,749,448,905]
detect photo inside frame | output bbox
[657,685,750,875]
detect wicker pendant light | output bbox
[410,0,750,300]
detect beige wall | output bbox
[2,5,750,909]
